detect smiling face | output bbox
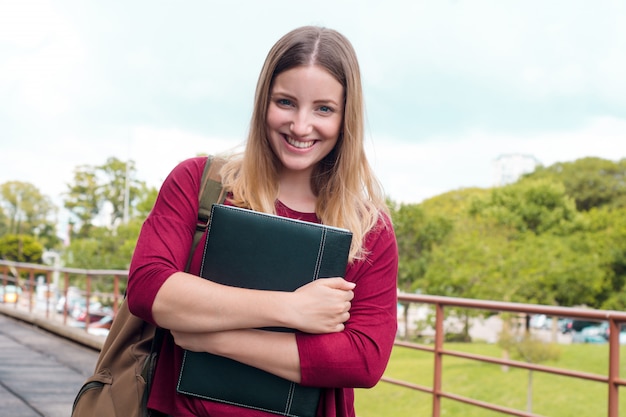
[266,65,344,178]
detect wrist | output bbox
[269,291,297,329]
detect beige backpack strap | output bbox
[187,155,226,271]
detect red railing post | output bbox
[432,302,444,417]
[44,270,50,319]
[28,268,35,313]
[62,272,69,324]
[608,318,620,417]
[84,273,92,331]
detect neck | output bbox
[277,170,317,213]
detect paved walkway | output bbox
[0,312,98,417]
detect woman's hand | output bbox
[288,277,355,334]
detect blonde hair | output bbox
[220,26,388,262]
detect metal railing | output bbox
[390,293,626,417]
[1,260,625,416]
[0,259,127,329]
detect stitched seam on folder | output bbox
[176,385,303,417]
[177,351,189,395]
[312,229,326,280]
[284,382,296,415]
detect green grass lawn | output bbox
[354,342,626,417]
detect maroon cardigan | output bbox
[127,157,398,417]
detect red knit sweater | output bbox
[127,157,398,417]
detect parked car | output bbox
[529,314,552,329]
[56,289,86,314]
[0,284,22,303]
[529,314,571,332]
[87,314,114,337]
[571,321,626,344]
[562,319,602,334]
[572,322,608,343]
[74,305,109,324]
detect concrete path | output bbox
[0,313,98,417]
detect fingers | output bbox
[289,278,357,333]
[321,277,356,292]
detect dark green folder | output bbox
[177,204,353,417]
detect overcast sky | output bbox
[2,1,626,225]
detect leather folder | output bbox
[177,204,353,417]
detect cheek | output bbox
[266,105,286,130]
[321,118,343,140]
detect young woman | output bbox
[127,26,398,417]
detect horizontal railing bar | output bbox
[440,391,546,417]
[379,376,432,394]
[0,260,128,276]
[396,339,614,383]
[398,293,626,322]
[442,349,611,383]
[380,377,547,417]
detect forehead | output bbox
[271,65,343,98]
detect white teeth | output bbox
[286,137,314,149]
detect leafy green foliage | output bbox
[390,157,626,310]
[1,156,157,282]
[64,157,151,236]
[524,157,626,211]
[63,219,143,271]
[469,178,578,235]
[0,234,44,263]
[63,165,101,236]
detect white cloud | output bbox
[0,0,86,119]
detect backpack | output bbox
[71,156,226,417]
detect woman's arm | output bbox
[152,272,355,334]
[171,328,303,383]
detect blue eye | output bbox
[277,98,293,107]
[319,105,333,113]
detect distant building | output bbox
[493,153,541,186]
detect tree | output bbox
[524,157,626,211]
[62,218,143,292]
[0,234,44,263]
[64,165,101,236]
[420,178,612,311]
[581,207,626,310]
[134,184,159,220]
[64,157,147,235]
[0,181,59,248]
[391,200,453,338]
[98,157,145,227]
[392,189,487,340]
[0,204,8,236]
[392,202,453,291]
[469,178,578,235]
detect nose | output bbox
[290,110,313,137]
